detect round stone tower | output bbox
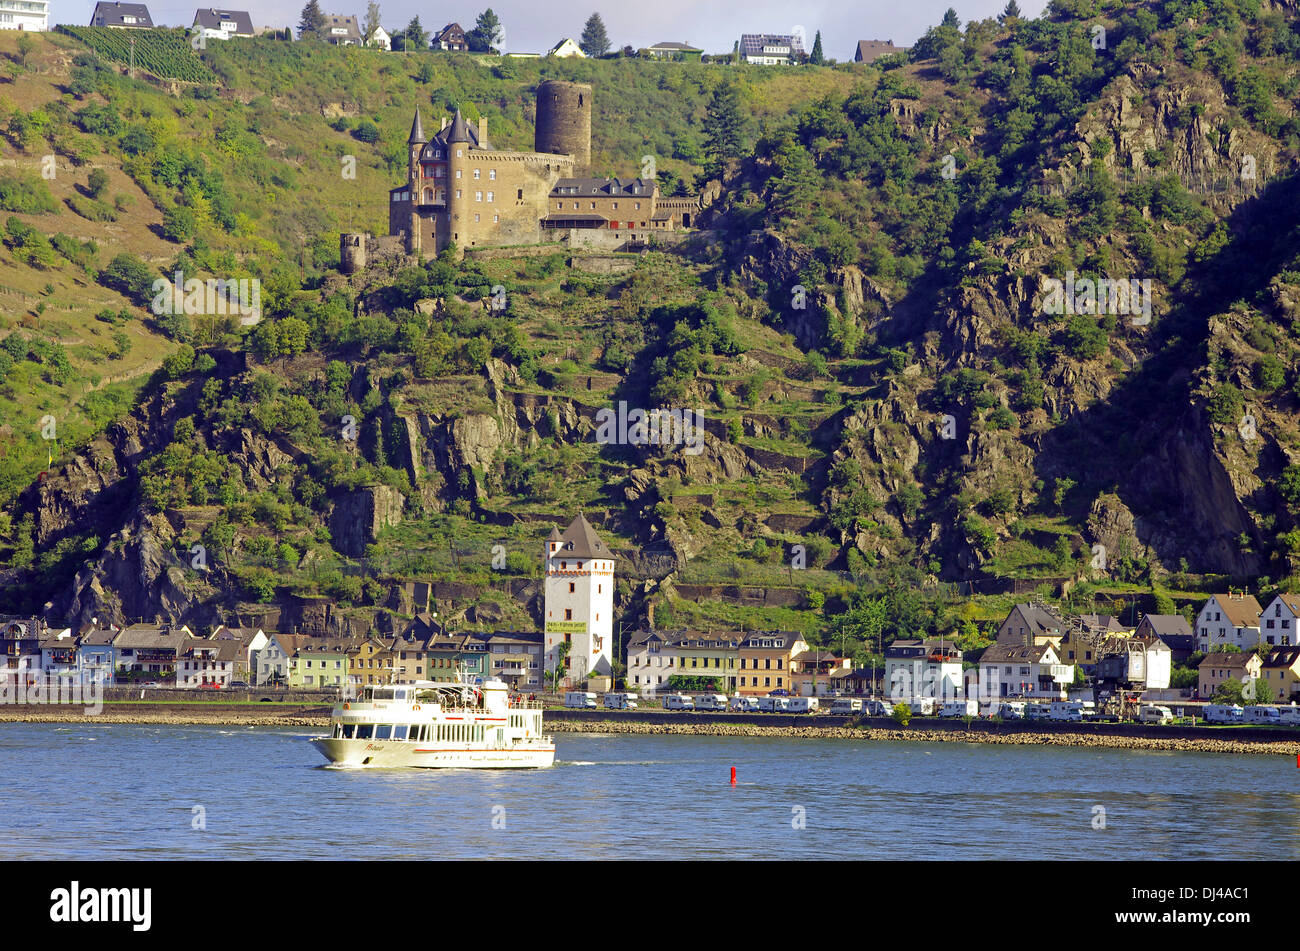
[534,80,592,174]
[340,233,367,274]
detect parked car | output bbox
[199,682,223,690]
[229,681,249,689]
[768,689,790,697]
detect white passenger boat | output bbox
[311,677,554,768]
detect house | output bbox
[365,24,390,49]
[885,639,965,700]
[177,638,239,688]
[737,631,807,696]
[256,633,309,685]
[791,649,852,697]
[674,632,742,693]
[544,513,615,686]
[192,8,254,39]
[211,625,267,682]
[1198,650,1262,701]
[1261,647,1300,702]
[322,13,362,45]
[1,616,46,682]
[547,38,586,58]
[475,631,545,690]
[1133,614,1196,664]
[432,22,467,50]
[1258,594,1300,648]
[0,0,49,31]
[288,639,352,689]
[77,621,120,685]
[853,39,905,63]
[1196,593,1263,652]
[739,33,805,65]
[90,2,153,27]
[627,629,681,695]
[995,602,1069,647]
[978,641,1072,700]
[113,624,193,684]
[544,176,700,236]
[348,636,396,687]
[644,41,702,60]
[39,629,78,681]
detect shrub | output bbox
[892,702,912,726]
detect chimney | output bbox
[441,116,449,131]
[478,116,487,142]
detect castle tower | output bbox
[534,80,592,174]
[406,108,427,256]
[544,514,614,686]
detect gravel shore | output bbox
[547,717,1300,755]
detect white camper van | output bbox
[1244,705,1282,725]
[1204,704,1244,724]
[939,699,979,718]
[1139,704,1174,724]
[789,697,820,713]
[1049,701,1086,722]
[729,695,760,712]
[564,691,597,709]
[758,696,791,713]
[663,694,695,711]
[694,694,728,712]
[830,698,863,716]
[1024,703,1052,721]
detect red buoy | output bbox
[730,767,736,785]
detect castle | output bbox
[386,81,701,256]
[543,513,615,683]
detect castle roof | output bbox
[408,108,426,144]
[443,108,479,146]
[551,513,610,560]
[552,177,655,198]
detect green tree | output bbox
[86,168,109,199]
[467,9,503,52]
[704,81,747,168]
[892,702,913,726]
[810,31,824,64]
[769,135,819,220]
[549,640,571,691]
[298,0,327,38]
[402,16,428,49]
[1001,0,1022,20]
[363,1,382,42]
[580,13,610,57]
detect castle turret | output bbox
[406,109,427,256]
[544,514,614,686]
[535,80,592,174]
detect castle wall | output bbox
[445,148,575,252]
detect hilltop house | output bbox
[644,41,702,60]
[192,8,254,39]
[432,22,467,50]
[1259,594,1300,648]
[322,13,362,45]
[365,25,390,49]
[90,2,153,27]
[1198,650,1262,701]
[739,33,805,65]
[854,39,905,62]
[1196,593,1262,652]
[547,38,585,58]
[0,0,48,31]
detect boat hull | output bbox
[311,737,555,769]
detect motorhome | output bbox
[864,699,893,717]
[789,697,820,713]
[1204,704,1244,724]
[663,694,695,711]
[939,699,979,718]
[758,696,791,712]
[603,692,638,710]
[993,701,1025,719]
[1244,705,1282,725]
[1024,703,1053,721]
[830,698,863,715]
[905,697,936,716]
[1139,704,1174,724]
[729,695,760,712]
[564,691,597,709]
[1049,701,1086,723]
[694,694,727,712]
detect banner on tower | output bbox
[546,621,588,635]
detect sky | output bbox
[72,0,1051,62]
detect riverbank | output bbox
[4,704,1298,754]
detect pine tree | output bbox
[402,16,428,49]
[1001,0,1022,21]
[580,13,610,57]
[810,30,824,64]
[298,0,327,39]
[941,7,961,29]
[467,8,503,52]
[704,81,747,167]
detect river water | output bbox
[5,723,1297,859]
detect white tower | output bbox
[544,514,615,686]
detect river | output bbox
[5,723,1296,859]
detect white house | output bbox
[1259,594,1300,648]
[0,0,49,31]
[192,8,254,39]
[1196,593,1263,652]
[256,633,304,685]
[177,638,238,688]
[626,629,679,695]
[547,38,586,58]
[365,25,391,49]
[978,641,1072,700]
[543,514,615,685]
[739,33,805,65]
[211,624,268,682]
[884,639,964,701]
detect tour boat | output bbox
[311,677,554,769]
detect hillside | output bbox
[2,1,1300,669]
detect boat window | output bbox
[355,724,373,739]
[333,724,342,738]
[375,724,392,740]
[392,724,409,741]
[342,723,356,739]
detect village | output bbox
[3,515,1299,727]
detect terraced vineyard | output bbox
[56,27,216,83]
